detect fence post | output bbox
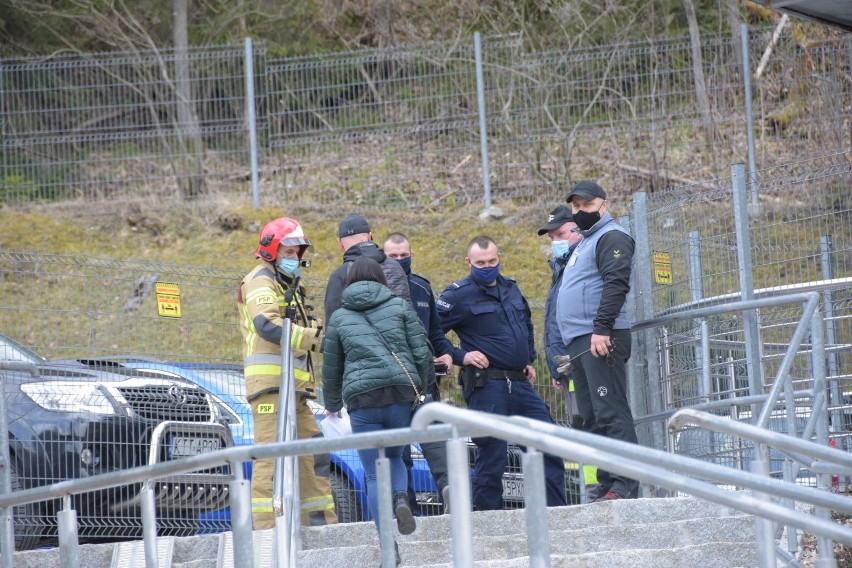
[446,434,474,566]
[274,319,300,568]
[631,192,664,452]
[731,163,763,419]
[245,37,261,209]
[522,449,551,568]
[140,481,159,568]
[57,496,80,568]
[740,23,759,213]
[230,460,255,568]
[474,32,493,210]
[0,368,13,568]
[687,230,711,403]
[820,236,843,428]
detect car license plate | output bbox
[502,477,524,499]
[170,436,221,457]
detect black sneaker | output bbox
[393,492,416,535]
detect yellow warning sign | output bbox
[156,282,182,318]
[653,252,673,286]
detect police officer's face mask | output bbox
[471,263,500,285]
[396,255,412,276]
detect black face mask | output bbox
[573,206,603,231]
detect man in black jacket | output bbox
[384,232,453,513]
[324,214,411,323]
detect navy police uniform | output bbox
[437,274,567,510]
[404,272,453,509]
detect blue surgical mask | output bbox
[551,240,570,258]
[396,256,412,276]
[471,264,500,285]
[277,257,300,277]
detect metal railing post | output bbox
[810,309,836,568]
[230,458,255,568]
[750,449,776,568]
[274,318,300,568]
[0,369,13,568]
[632,191,665,450]
[446,434,474,566]
[244,37,260,208]
[731,162,763,419]
[522,449,551,568]
[57,496,80,568]
[140,481,159,568]
[741,23,759,213]
[687,230,711,402]
[820,236,843,429]
[376,451,395,568]
[474,31,492,210]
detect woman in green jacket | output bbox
[322,257,434,543]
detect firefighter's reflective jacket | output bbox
[237,261,322,398]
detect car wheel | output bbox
[329,471,362,523]
[9,461,41,551]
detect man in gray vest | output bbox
[556,180,639,501]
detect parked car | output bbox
[49,357,253,534]
[0,343,235,550]
[0,333,45,364]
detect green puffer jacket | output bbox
[322,280,433,412]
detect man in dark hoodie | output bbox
[324,214,411,324]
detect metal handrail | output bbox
[2,405,851,566]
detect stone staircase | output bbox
[13,497,759,568]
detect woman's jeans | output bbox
[348,402,412,532]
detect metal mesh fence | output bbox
[0,45,260,206]
[1,28,849,211]
[264,34,523,209]
[636,150,852,478]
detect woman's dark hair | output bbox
[345,257,388,287]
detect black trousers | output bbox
[568,328,639,497]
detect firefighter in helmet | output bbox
[238,217,338,527]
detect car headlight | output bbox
[21,381,116,415]
[211,396,242,427]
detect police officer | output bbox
[238,217,338,527]
[383,232,454,512]
[556,181,639,501]
[437,236,568,511]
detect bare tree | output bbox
[173,0,207,198]
[682,0,714,147]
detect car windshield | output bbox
[0,334,45,364]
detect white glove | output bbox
[554,353,572,375]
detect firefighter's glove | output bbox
[295,325,324,353]
[554,354,572,375]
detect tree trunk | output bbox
[683,0,714,147]
[173,0,207,199]
[727,0,743,68]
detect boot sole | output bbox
[395,504,416,535]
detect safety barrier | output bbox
[2,399,852,567]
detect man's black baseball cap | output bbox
[566,180,607,203]
[338,214,371,238]
[537,205,574,236]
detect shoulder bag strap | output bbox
[362,311,422,398]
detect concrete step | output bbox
[417,542,757,568]
[12,497,757,568]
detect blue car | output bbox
[67,357,442,525]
